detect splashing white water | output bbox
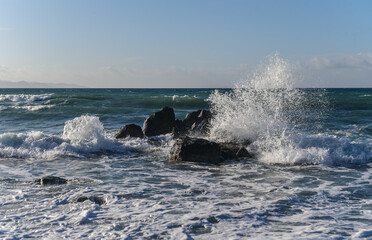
[208,55,371,165]
[208,55,301,143]
[0,115,127,159]
[63,115,106,146]
[0,94,53,102]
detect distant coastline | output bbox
[0,80,84,88]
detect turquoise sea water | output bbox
[0,88,371,239]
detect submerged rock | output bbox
[169,137,223,164]
[35,176,67,185]
[115,124,144,138]
[143,106,176,137]
[76,195,105,205]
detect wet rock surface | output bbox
[35,176,67,185]
[169,137,223,164]
[143,106,176,137]
[76,195,106,205]
[115,124,144,138]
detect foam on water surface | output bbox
[0,115,134,159]
[0,93,53,102]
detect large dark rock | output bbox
[115,124,144,139]
[35,176,67,185]
[169,137,223,164]
[221,148,238,160]
[143,107,176,137]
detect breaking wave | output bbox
[0,115,129,159]
[0,93,53,102]
[208,55,372,165]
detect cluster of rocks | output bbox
[115,106,212,139]
[116,106,253,164]
[35,175,105,205]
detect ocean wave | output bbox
[0,115,130,159]
[251,132,372,165]
[12,105,56,112]
[0,93,53,102]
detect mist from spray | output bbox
[207,55,343,165]
[208,55,302,141]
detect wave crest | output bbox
[0,94,53,102]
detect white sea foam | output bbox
[208,54,371,165]
[0,93,53,102]
[12,104,56,111]
[0,115,130,159]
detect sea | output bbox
[1,58,372,239]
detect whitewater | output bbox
[1,56,372,239]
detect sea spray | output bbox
[208,55,370,165]
[208,55,302,143]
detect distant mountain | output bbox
[0,80,85,88]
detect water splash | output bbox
[208,54,371,165]
[208,54,302,143]
[0,115,126,159]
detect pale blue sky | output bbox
[1,0,372,87]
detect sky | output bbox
[0,0,372,88]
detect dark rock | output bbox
[76,196,89,202]
[115,124,144,139]
[219,142,253,159]
[35,176,67,185]
[183,109,212,134]
[218,142,241,153]
[190,120,211,135]
[183,110,202,128]
[147,138,162,147]
[207,216,219,224]
[76,195,105,205]
[172,119,188,138]
[169,137,223,164]
[236,146,253,158]
[143,107,176,137]
[221,148,237,160]
[198,110,212,122]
